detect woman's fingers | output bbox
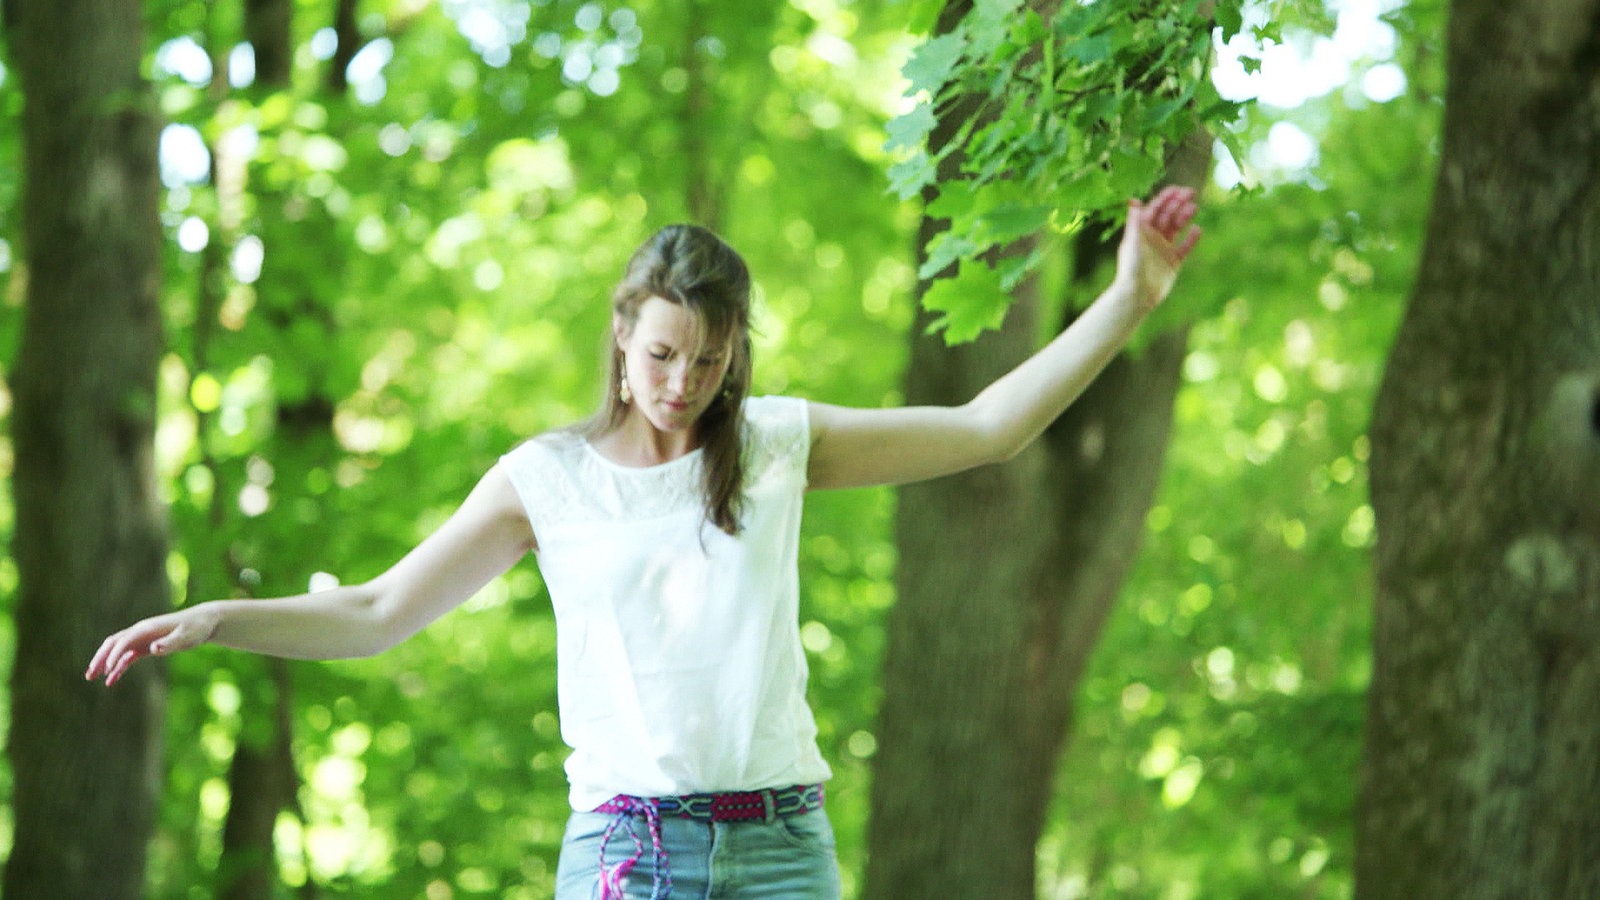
[85,638,111,681]
[93,641,135,685]
[1148,186,1196,237]
[1134,187,1201,264]
[1174,224,1202,261]
[86,632,132,682]
[87,620,176,685]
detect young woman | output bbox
[87,187,1200,898]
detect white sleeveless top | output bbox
[498,395,832,810]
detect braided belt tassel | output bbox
[596,796,670,899]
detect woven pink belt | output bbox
[592,784,825,899]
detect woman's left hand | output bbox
[1115,185,1202,312]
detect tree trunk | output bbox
[1357,1,1600,897]
[325,0,360,95]
[863,3,1209,894]
[216,1,319,894]
[245,0,293,87]
[219,658,304,900]
[682,0,724,227]
[3,1,168,897]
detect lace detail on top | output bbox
[502,395,810,532]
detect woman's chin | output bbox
[643,405,700,433]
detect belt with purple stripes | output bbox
[595,782,825,824]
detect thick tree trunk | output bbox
[1358,0,1600,896]
[865,215,1196,900]
[867,226,1058,899]
[3,1,168,896]
[863,3,1209,893]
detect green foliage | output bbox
[79,0,917,896]
[0,0,1444,898]
[888,0,1249,340]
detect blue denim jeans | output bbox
[554,808,841,899]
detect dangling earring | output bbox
[619,372,633,405]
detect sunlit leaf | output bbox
[921,256,1007,344]
[902,30,967,96]
[884,101,937,154]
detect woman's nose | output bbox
[666,362,690,394]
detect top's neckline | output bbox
[581,440,703,472]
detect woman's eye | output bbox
[649,350,671,361]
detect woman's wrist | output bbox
[187,601,224,646]
[1100,277,1154,326]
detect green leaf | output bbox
[902,30,968,96]
[917,229,984,280]
[1143,95,1187,130]
[1059,167,1113,216]
[1214,0,1245,39]
[924,178,978,221]
[884,101,937,154]
[967,0,1023,57]
[1012,8,1048,46]
[1215,128,1249,182]
[977,202,1053,244]
[887,153,937,200]
[1079,89,1118,126]
[1107,146,1164,199]
[995,245,1047,291]
[921,257,1008,344]
[1064,33,1112,65]
[904,0,947,34]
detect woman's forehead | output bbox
[632,296,732,351]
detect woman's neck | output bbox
[592,412,700,467]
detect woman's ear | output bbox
[612,314,629,350]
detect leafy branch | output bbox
[888,0,1251,342]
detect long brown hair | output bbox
[587,224,753,535]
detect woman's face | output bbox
[615,296,733,434]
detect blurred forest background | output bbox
[5,0,1570,896]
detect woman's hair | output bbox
[588,223,753,535]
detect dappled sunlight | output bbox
[0,0,1455,894]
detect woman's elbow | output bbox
[350,581,413,657]
[988,439,1028,465]
[962,404,1031,467]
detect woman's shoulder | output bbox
[741,395,811,477]
[498,426,622,529]
[498,427,589,486]
[504,425,584,457]
[742,394,808,430]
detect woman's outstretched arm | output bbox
[807,186,1200,491]
[85,464,535,686]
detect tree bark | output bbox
[245,0,293,87]
[1358,1,1600,897]
[325,0,361,95]
[3,1,168,896]
[863,3,1209,895]
[682,0,724,227]
[216,1,320,894]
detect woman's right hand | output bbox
[85,605,220,686]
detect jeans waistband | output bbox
[591,785,824,899]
